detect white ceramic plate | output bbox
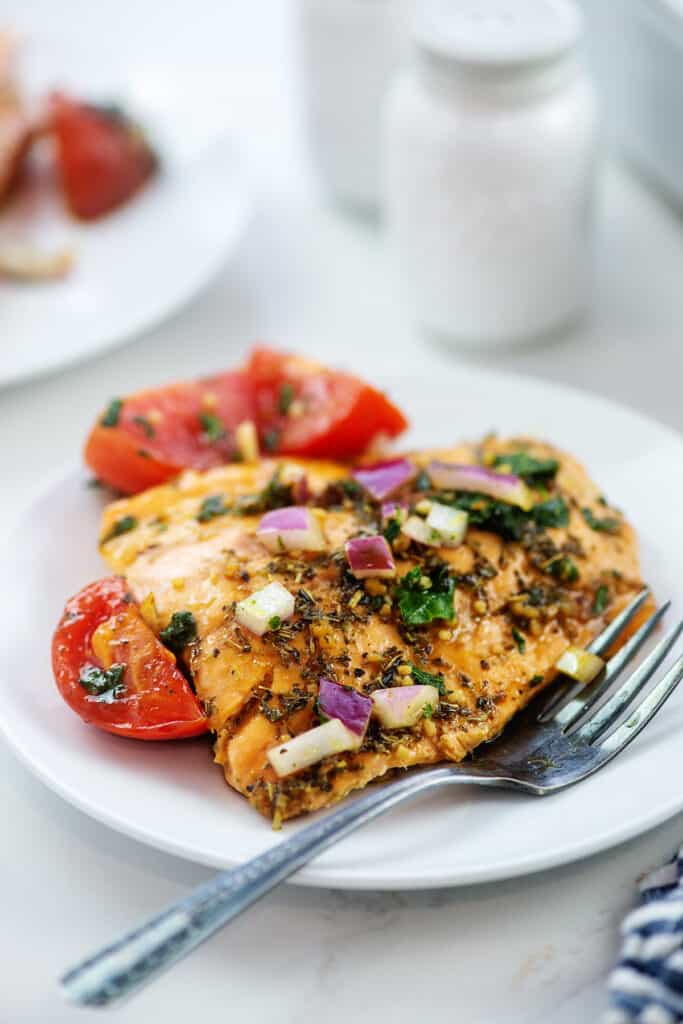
[0,34,250,389]
[2,366,683,890]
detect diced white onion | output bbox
[426,502,468,547]
[401,503,468,548]
[267,718,362,778]
[235,581,295,636]
[555,647,605,684]
[235,420,259,463]
[371,685,441,729]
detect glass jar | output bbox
[384,0,598,345]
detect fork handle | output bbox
[62,766,467,1007]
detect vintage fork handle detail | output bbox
[62,765,483,1007]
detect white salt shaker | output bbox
[384,0,598,345]
[296,0,409,211]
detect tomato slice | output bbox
[52,577,208,740]
[84,350,408,493]
[84,371,255,494]
[247,347,408,459]
[50,92,157,220]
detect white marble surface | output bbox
[3,3,683,1022]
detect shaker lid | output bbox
[414,0,582,68]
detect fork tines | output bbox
[539,589,683,751]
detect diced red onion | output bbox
[318,678,372,736]
[352,459,416,502]
[371,685,440,729]
[427,461,533,511]
[257,506,325,552]
[267,719,362,778]
[345,535,396,578]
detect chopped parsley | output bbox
[512,627,527,653]
[263,428,281,452]
[422,703,435,719]
[268,615,282,630]
[593,584,610,614]
[383,517,401,544]
[532,496,569,529]
[233,470,294,515]
[79,663,126,702]
[547,556,579,583]
[100,515,137,543]
[100,398,122,427]
[199,412,226,443]
[411,664,447,695]
[197,494,229,523]
[159,610,198,654]
[132,415,155,438]
[493,452,559,485]
[413,470,432,492]
[582,507,620,535]
[341,479,362,498]
[395,565,455,626]
[277,383,295,415]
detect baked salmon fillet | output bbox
[98,437,645,823]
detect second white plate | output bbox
[1,365,682,889]
[0,33,250,389]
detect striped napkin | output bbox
[605,849,683,1023]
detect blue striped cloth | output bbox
[605,849,683,1023]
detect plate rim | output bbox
[0,136,251,392]
[2,366,683,890]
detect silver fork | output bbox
[62,589,683,1008]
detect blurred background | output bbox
[2,0,683,496]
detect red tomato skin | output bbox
[51,92,157,220]
[84,371,255,494]
[247,347,409,459]
[52,577,208,740]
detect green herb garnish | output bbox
[529,674,544,687]
[197,494,229,523]
[199,412,226,442]
[593,584,610,614]
[277,383,295,415]
[512,627,527,653]
[422,704,435,719]
[493,452,559,485]
[263,428,281,452]
[100,515,137,543]
[547,556,579,583]
[411,664,447,695]
[383,517,401,544]
[341,479,362,498]
[79,663,126,702]
[233,470,294,515]
[159,610,197,654]
[268,615,282,630]
[532,496,569,529]
[582,507,620,535]
[450,493,529,541]
[395,565,455,627]
[101,398,122,427]
[413,470,431,492]
[132,415,155,438]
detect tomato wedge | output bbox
[50,92,157,220]
[84,371,255,494]
[247,347,408,459]
[84,349,408,494]
[52,577,208,740]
